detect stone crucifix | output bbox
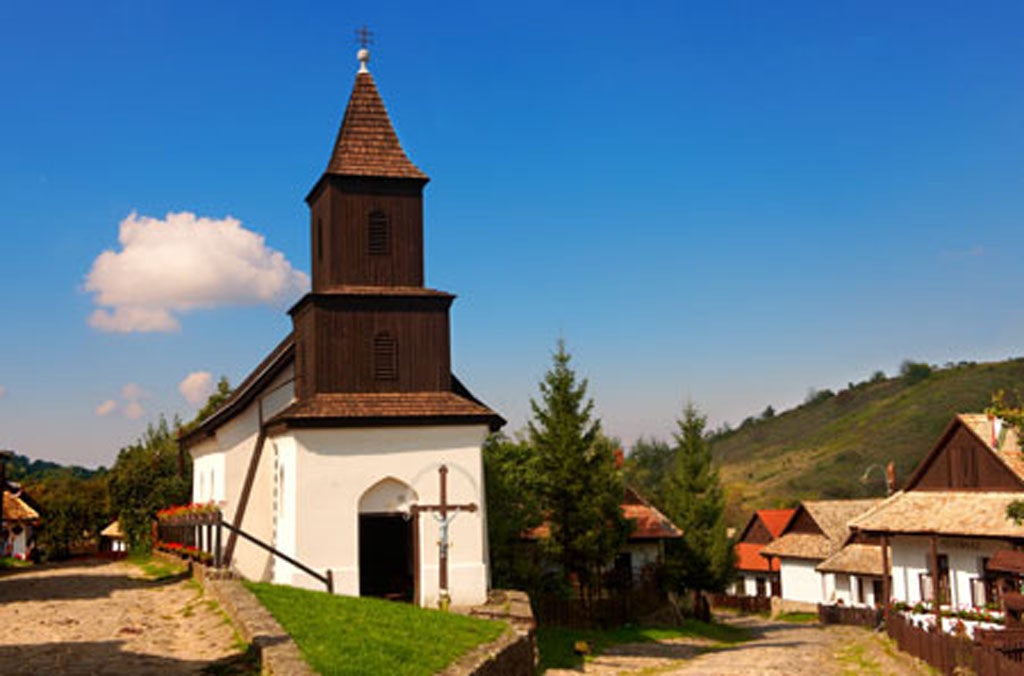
[411,465,477,609]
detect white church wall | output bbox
[271,436,299,586]
[291,424,490,607]
[187,365,294,583]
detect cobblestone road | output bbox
[0,558,244,675]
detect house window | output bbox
[755,577,767,598]
[368,211,390,255]
[856,577,865,605]
[373,332,398,380]
[872,579,884,606]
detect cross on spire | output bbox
[355,25,374,49]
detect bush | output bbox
[900,360,933,384]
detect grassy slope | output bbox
[245,582,505,676]
[712,358,1024,523]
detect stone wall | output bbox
[441,590,537,676]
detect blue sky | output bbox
[2,1,1023,467]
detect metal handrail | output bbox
[222,521,333,593]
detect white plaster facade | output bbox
[820,572,880,607]
[889,535,1005,607]
[778,557,822,604]
[189,364,492,607]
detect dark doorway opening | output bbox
[359,513,414,602]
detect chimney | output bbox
[885,461,897,495]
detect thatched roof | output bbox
[2,491,39,522]
[816,543,885,576]
[850,490,1024,539]
[100,520,125,539]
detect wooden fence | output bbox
[709,593,771,614]
[887,611,1024,676]
[532,585,668,628]
[818,604,882,628]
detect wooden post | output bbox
[214,511,223,569]
[326,569,334,594]
[881,534,891,624]
[410,465,477,608]
[930,535,941,630]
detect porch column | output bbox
[930,535,941,629]
[881,534,890,623]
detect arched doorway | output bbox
[358,478,418,602]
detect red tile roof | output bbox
[522,488,682,541]
[736,542,779,572]
[757,508,796,538]
[326,72,428,180]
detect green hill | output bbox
[712,358,1024,524]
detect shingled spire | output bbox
[324,48,428,180]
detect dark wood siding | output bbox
[911,426,1021,491]
[309,177,424,290]
[787,508,823,535]
[743,518,773,545]
[292,295,452,395]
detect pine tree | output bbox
[529,340,629,598]
[662,403,734,602]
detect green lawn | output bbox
[245,582,506,676]
[129,553,188,581]
[537,619,751,672]
[0,557,32,570]
[776,611,819,624]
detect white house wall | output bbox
[890,535,1008,607]
[779,558,822,604]
[291,425,490,607]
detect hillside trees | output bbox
[108,416,191,550]
[529,340,630,597]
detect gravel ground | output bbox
[0,558,244,675]
[547,613,936,676]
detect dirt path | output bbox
[0,558,245,675]
[546,614,935,676]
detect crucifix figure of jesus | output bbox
[411,464,477,609]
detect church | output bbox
[179,46,504,607]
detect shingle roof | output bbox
[760,499,880,561]
[325,71,428,180]
[3,492,39,522]
[267,391,503,431]
[816,543,885,576]
[849,490,1024,539]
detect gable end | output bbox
[907,418,1024,491]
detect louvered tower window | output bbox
[368,210,390,255]
[374,332,398,380]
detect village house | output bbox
[178,47,503,608]
[729,508,795,599]
[760,498,880,610]
[850,413,1024,611]
[2,485,40,560]
[522,486,683,587]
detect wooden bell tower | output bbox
[290,46,454,400]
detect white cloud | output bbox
[179,371,214,407]
[121,383,146,402]
[96,382,147,419]
[123,401,145,420]
[85,211,309,333]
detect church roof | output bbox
[324,70,428,181]
[266,391,504,431]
